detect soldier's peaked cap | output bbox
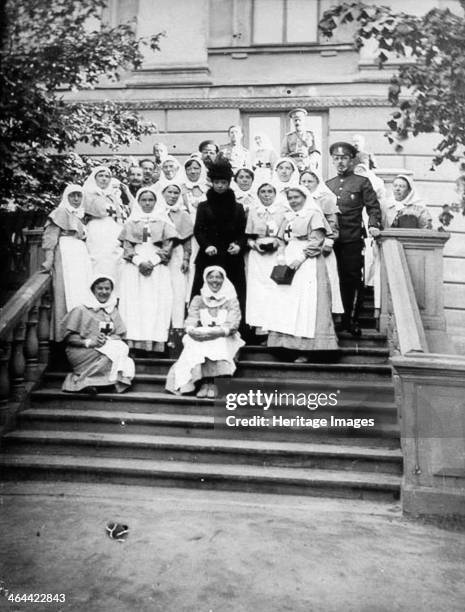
[288,108,308,117]
[329,141,357,158]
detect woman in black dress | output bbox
[192,159,247,318]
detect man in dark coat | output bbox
[326,142,382,336]
[192,159,247,320]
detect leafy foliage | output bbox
[0,0,162,211]
[319,1,465,167]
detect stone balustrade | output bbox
[379,229,451,354]
[0,272,51,435]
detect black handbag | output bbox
[270,264,295,285]
[259,240,277,253]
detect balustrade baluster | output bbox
[10,319,26,401]
[25,303,40,382]
[0,334,13,407]
[38,292,51,364]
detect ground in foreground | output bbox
[1,482,464,612]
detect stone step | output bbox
[238,346,389,364]
[3,430,402,473]
[354,315,376,328]
[336,330,387,347]
[32,381,396,411]
[0,453,401,501]
[43,361,393,393]
[134,357,392,377]
[18,405,399,443]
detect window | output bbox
[209,0,319,48]
[252,0,318,45]
[105,0,139,27]
[243,111,328,173]
[209,0,234,47]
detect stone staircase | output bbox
[0,318,402,501]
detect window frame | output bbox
[209,0,324,49]
[242,109,330,177]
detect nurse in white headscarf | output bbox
[232,168,260,214]
[118,186,178,352]
[156,155,185,193]
[389,174,432,229]
[61,274,135,394]
[165,266,244,398]
[300,171,344,315]
[180,155,209,304]
[272,157,300,205]
[41,184,93,340]
[245,182,288,334]
[263,185,338,358]
[83,165,126,287]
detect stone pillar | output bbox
[379,229,451,353]
[24,229,44,276]
[392,353,465,517]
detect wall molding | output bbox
[111,96,390,111]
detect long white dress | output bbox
[119,218,178,351]
[263,207,338,351]
[245,203,288,330]
[84,191,125,291]
[42,199,93,341]
[264,239,319,338]
[165,206,194,329]
[312,187,344,315]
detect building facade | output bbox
[68,0,465,351]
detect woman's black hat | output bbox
[208,158,234,182]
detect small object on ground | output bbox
[294,356,308,363]
[106,522,129,541]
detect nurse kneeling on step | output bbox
[61,275,135,394]
[165,266,245,398]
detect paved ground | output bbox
[0,482,464,612]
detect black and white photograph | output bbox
[0,0,464,610]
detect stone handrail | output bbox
[378,228,465,517]
[380,237,428,355]
[379,229,451,355]
[0,271,52,435]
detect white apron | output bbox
[324,251,344,314]
[97,338,135,382]
[263,239,318,338]
[119,242,173,344]
[168,243,188,328]
[86,216,123,290]
[246,249,279,328]
[59,236,93,311]
[170,307,245,392]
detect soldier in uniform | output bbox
[281,108,316,157]
[219,125,251,174]
[326,142,382,336]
